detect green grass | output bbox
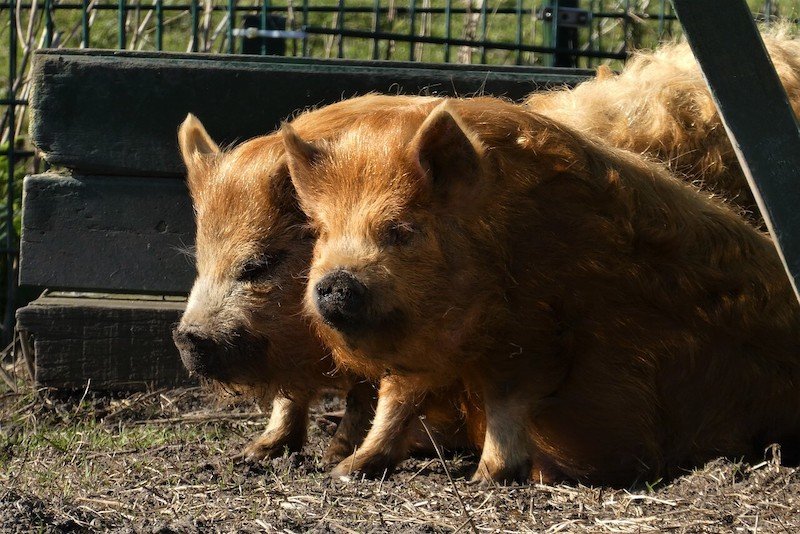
[0,395,221,467]
[0,387,237,505]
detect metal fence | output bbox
[0,0,793,342]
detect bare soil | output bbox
[1,385,798,533]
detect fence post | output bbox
[372,0,381,60]
[44,0,54,47]
[548,0,580,68]
[81,0,90,47]
[515,0,522,64]
[190,0,199,52]
[408,0,416,61]
[228,0,236,54]
[156,0,163,50]
[261,0,270,54]
[118,0,127,49]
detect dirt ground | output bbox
[1,384,799,534]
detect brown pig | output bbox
[525,30,800,224]
[284,95,800,486]
[172,100,471,466]
[172,115,372,463]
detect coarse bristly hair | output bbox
[284,93,800,487]
[524,26,800,226]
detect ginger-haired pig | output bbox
[526,29,800,225]
[284,95,800,485]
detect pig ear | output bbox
[281,122,326,204]
[595,64,614,81]
[407,104,481,195]
[267,156,306,221]
[178,114,220,185]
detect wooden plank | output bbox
[20,174,195,294]
[29,50,591,177]
[15,296,192,391]
[671,0,800,302]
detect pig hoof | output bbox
[236,439,292,464]
[470,462,530,485]
[315,410,346,436]
[330,453,396,479]
[322,439,355,466]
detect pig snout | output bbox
[173,325,224,379]
[314,269,368,332]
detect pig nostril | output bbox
[173,327,216,353]
[315,278,333,298]
[314,270,368,329]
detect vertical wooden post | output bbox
[672,0,800,303]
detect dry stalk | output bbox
[211,14,230,53]
[0,340,18,393]
[416,0,431,60]
[199,0,212,51]
[323,19,336,58]
[417,415,478,534]
[458,0,483,64]
[17,329,35,385]
[131,4,156,51]
[406,458,437,482]
[384,0,397,60]
[133,412,263,424]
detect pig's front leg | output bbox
[471,391,533,484]
[331,377,420,478]
[239,391,310,463]
[322,379,378,465]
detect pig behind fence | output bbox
[525,30,800,227]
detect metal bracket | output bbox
[232,28,307,40]
[537,6,592,28]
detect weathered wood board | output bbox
[671,0,800,301]
[20,174,195,294]
[29,50,591,177]
[16,296,192,390]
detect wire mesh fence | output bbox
[0,0,797,342]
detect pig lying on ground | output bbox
[172,104,470,465]
[284,95,800,486]
[525,30,800,226]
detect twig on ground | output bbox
[74,379,92,415]
[132,412,263,425]
[101,388,170,423]
[0,340,18,393]
[417,415,478,534]
[406,458,437,482]
[18,330,36,386]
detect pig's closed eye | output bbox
[382,222,415,247]
[238,251,286,282]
